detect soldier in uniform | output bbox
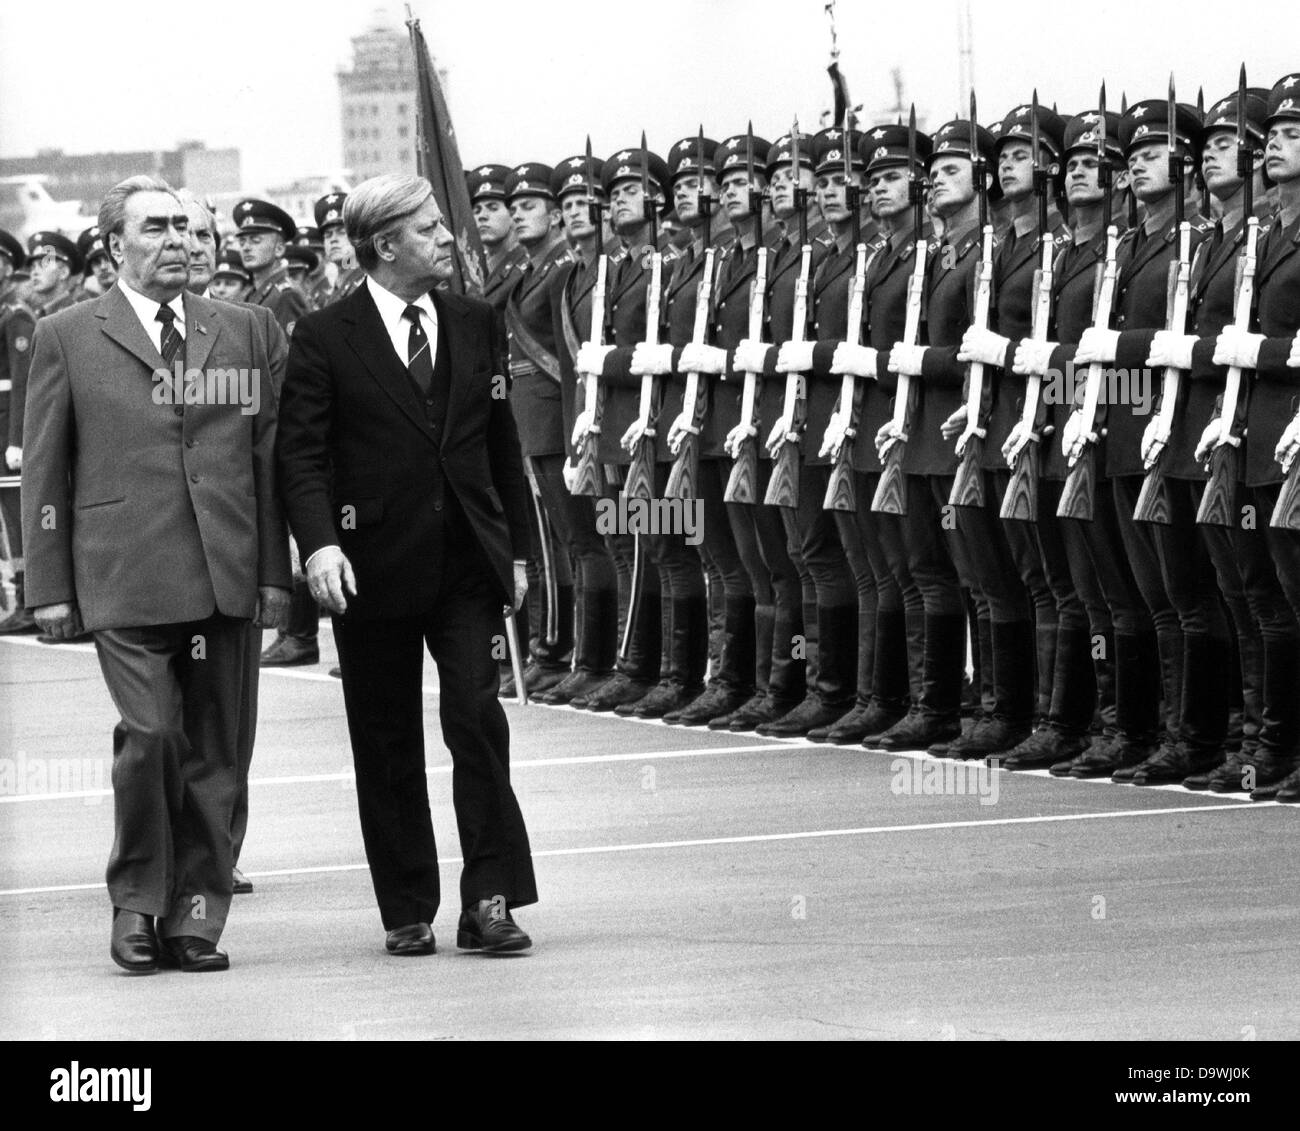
[0,230,37,634]
[469,165,527,314]
[291,226,330,309]
[25,232,82,319]
[77,225,118,298]
[1073,99,1221,785]
[500,163,577,697]
[209,248,252,302]
[232,198,316,668]
[572,145,673,712]
[315,193,366,305]
[1216,73,1300,801]
[542,154,620,705]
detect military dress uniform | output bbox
[468,165,528,315]
[313,193,366,306]
[0,229,36,634]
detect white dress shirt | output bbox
[117,279,186,356]
[364,276,438,367]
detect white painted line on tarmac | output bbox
[0,801,1281,897]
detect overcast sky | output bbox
[1,0,1295,193]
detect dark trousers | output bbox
[232,628,261,864]
[93,611,250,942]
[334,517,537,930]
[523,457,574,666]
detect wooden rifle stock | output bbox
[571,253,609,497]
[1270,453,1300,530]
[665,246,717,501]
[764,242,814,508]
[1000,238,1055,521]
[621,248,663,502]
[724,246,769,503]
[823,241,872,512]
[949,223,996,508]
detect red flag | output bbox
[407,16,485,296]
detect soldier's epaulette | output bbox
[814,233,836,249]
[1117,227,1140,249]
[1051,230,1071,250]
[1189,215,1214,234]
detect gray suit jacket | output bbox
[22,285,291,630]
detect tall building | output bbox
[338,14,418,182]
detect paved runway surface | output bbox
[2,627,1297,1041]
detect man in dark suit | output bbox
[276,173,538,956]
[22,175,292,974]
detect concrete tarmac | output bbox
[2,628,1297,1040]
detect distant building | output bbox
[0,141,240,214]
[337,14,422,182]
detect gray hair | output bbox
[345,174,434,271]
[98,175,178,261]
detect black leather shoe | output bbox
[1245,753,1300,800]
[232,866,253,895]
[811,702,906,745]
[457,899,531,953]
[38,631,93,644]
[110,908,159,974]
[949,717,1031,760]
[582,673,654,712]
[260,634,319,666]
[871,712,961,752]
[0,605,38,634]
[716,695,790,732]
[385,923,436,956]
[536,669,612,705]
[1273,766,1300,803]
[618,680,703,719]
[1062,737,1154,779]
[158,936,230,972]
[999,727,1090,771]
[528,665,572,696]
[1131,741,1222,786]
[755,695,849,737]
[664,684,750,726]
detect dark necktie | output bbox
[156,304,183,367]
[403,304,433,394]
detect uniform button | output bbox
[434,502,443,511]
[173,407,184,417]
[425,398,434,406]
[185,440,195,449]
[189,474,199,483]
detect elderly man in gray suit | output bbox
[22,175,291,974]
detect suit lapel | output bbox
[343,282,435,442]
[181,291,221,375]
[1257,216,1300,286]
[1121,223,1174,288]
[97,285,165,374]
[433,289,471,448]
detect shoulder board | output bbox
[814,233,836,249]
[1052,231,1071,249]
[1117,228,1139,247]
[1190,216,1214,234]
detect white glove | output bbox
[874,420,906,460]
[775,340,816,373]
[819,410,849,459]
[958,327,1011,367]
[576,342,615,375]
[723,419,757,457]
[1140,415,1170,469]
[1001,420,1037,466]
[4,446,19,471]
[830,342,879,377]
[1274,415,1300,473]
[941,404,968,442]
[666,411,698,454]
[1288,334,1300,368]
[571,409,597,449]
[888,343,928,376]
[1012,339,1056,376]
[765,417,790,458]
[1213,326,1265,370]
[630,342,674,375]
[1074,327,1120,365]
[1146,331,1197,372]
[1195,417,1223,465]
[733,339,772,375]
[1061,409,1095,465]
[680,342,727,375]
[562,459,579,491]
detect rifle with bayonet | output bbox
[949,90,994,509]
[570,135,608,498]
[1134,74,1192,524]
[764,119,813,509]
[871,104,927,515]
[823,112,869,512]
[621,131,664,503]
[1199,66,1257,526]
[723,123,769,504]
[1000,89,1053,521]
[665,127,715,501]
[1058,83,1121,522]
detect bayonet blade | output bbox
[1031,89,1041,174]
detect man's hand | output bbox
[1288,334,1300,368]
[679,342,727,375]
[1213,326,1265,370]
[1012,339,1055,376]
[571,409,596,449]
[4,446,20,471]
[1001,420,1037,466]
[666,411,697,454]
[1061,409,1094,465]
[723,420,756,458]
[1074,327,1120,365]
[1141,416,1170,469]
[562,459,579,492]
[1146,330,1197,372]
[33,602,81,640]
[1274,415,1300,474]
[875,420,905,461]
[254,586,291,631]
[620,417,650,454]
[775,340,815,373]
[764,418,789,459]
[733,339,771,375]
[940,404,968,442]
[819,410,848,459]
[1195,416,1224,466]
[512,561,527,612]
[630,342,674,375]
[306,545,357,615]
[887,343,927,376]
[958,327,1011,367]
[830,342,878,377]
[576,342,614,375]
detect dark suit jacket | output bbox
[276,280,530,616]
[1248,213,1300,486]
[21,286,290,630]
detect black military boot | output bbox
[872,613,964,751]
[757,605,856,737]
[1014,623,1095,770]
[711,603,774,730]
[668,595,755,725]
[951,620,1034,759]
